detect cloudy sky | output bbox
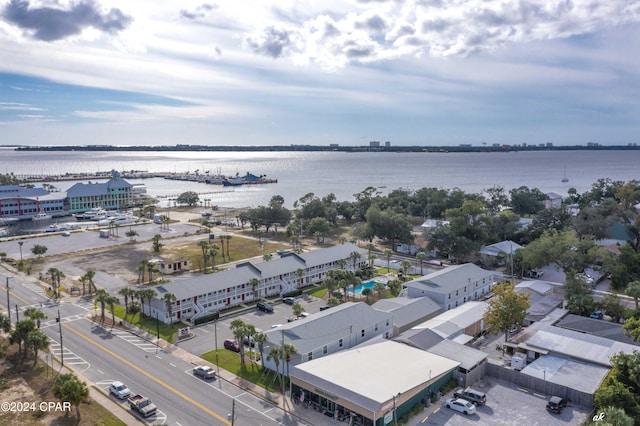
[1,0,639,147]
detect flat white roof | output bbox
[291,340,459,412]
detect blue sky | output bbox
[1,0,639,147]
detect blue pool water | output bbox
[352,281,385,295]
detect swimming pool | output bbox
[351,281,385,295]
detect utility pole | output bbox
[155,311,160,353]
[5,277,10,329]
[228,398,235,425]
[281,328,286,406]
[57,309,64,366]
[15,304,19,323]
[214,318,220,382]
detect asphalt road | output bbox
[0,268,308,426]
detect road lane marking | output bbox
[62,324,231,425]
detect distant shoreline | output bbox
[8,144,640,153]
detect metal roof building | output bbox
[290,340,459,426]
[371,296,442,334]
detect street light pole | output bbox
[57,309,64,366]
[5,277,10,329]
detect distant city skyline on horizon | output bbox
[1,1,639,147]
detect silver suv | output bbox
[109,381,131,399]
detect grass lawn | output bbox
[200,349,287,394]
[0,341,126,426]
[307,286,327,298]
[161,234,289,272]
[112,305,182,343]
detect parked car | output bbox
[223,339,240,352]
[242,336,256,347]
[590,310,604,320]
[283,297,296,305]
[526,268,544,278]
[319,305,331,311]
[546,396,567,414]
[257,301,274,313]
[193,365,216,379]
[576,273,595,286]
[453,387,486,406]
[109,381,131,400]
[445,398,476,415]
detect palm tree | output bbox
[249,278,260,301]
[118,288,135,319]
[295,268,305,287]
[26,329,49,366]
[79,275,88,297]
[95,289,109,323]
[139,288,156,317]
[400,260,412,276]
[47,267,65,298]
[282,343,297,376]
[267,346,283,388]
[223,234,232,260]
[349,251,361,270]
[373,282,386,298]
[209,244,219,271]
[416,251,427,275]
[337,259,347,270]
[383,249,393,272]
[106,294,119,327]
[163,293,177,324]
[230,319,250,367]
[24,307,47,328]
[361,287,372,302]
[253,332,268,368]
[136,260,149,284]
[84,270,96,296]
[197,240,210,272]
[367,253,377,268]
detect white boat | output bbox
[32,212,51,221]
[98,214,136,226]
[75,207,107,221]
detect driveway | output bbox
[418,378,590,425]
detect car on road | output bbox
[109,381,131,400]
[223,339,240,352]
[445,398,476,415]
[546,396,567,414]
[193,365,216,379]
[62,231,71,236]
[283,297,296,305]
[271,324,283,328]
[453,387,486,405]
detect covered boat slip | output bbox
[289,341,459,426]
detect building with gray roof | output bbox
[404,263,495,310]
[149,243,368,323]
[66,177,133,212]
[371,296,442,334]
[478,240,523,267]
[262,302,392,374]
[555,314,638,345]
[0,185,67,219]
[290,340,459,426]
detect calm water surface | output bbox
[1,149,639,208]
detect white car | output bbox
[109,381,131,399]
[576,273,595,285]
[445,398,476,415]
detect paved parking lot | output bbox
[418,378,590,426]
[178,294,328,356]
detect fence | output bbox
[486,363,594,408]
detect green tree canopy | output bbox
[176,191,200,207]
[484,281,530,344]
[53,374,90,421]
